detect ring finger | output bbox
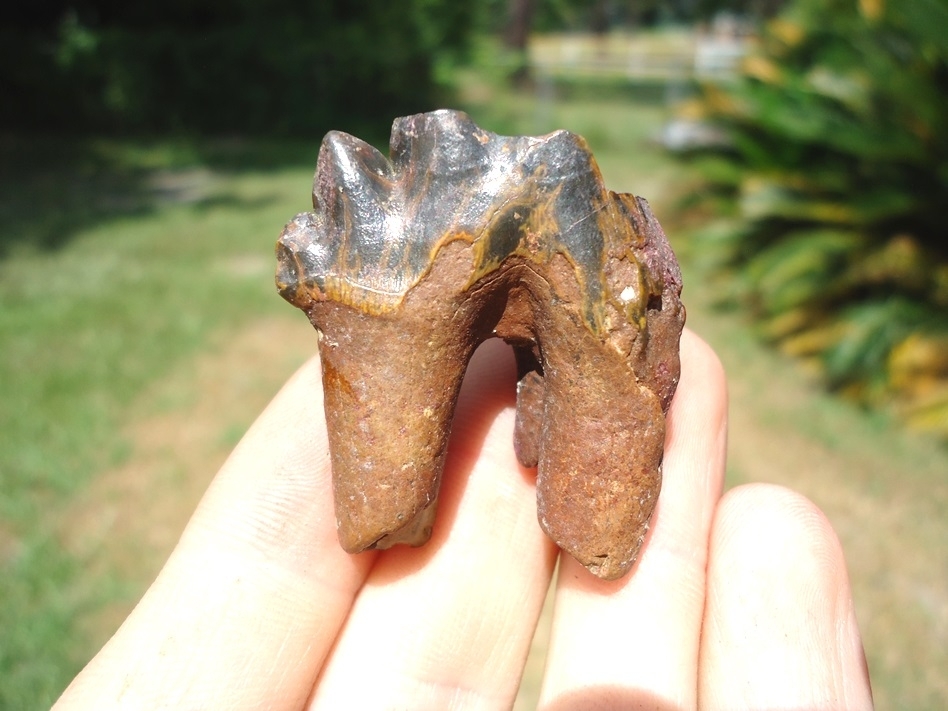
[538,329,729,709]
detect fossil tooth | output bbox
[276,109,685,580]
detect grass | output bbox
[2,52,947,709]
[0,137,320,707]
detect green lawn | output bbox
[0,138,320,707]
[2,71,947,709]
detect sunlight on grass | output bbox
[0,146,318,706]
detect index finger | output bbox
[55,354,374,711]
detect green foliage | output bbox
[1,1,479,136]
[685,0,948,436]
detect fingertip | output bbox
[711,483,844,579]
[676,328,728,420]
[702,483,872,710]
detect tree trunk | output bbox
[505,0,535,86]
[504,0,535,51]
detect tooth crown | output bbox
[276,110,685,580]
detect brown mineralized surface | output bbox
[276,109,684,580]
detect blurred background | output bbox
[2,0,946,708]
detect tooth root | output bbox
[535,330,665,581]
[513,347,544,468]
[514,371,544,468]
[312,301,469,553]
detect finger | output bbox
[308,338,558,710]
[538,329,729,710]
[699,484,873,710]
[55,354,376,711]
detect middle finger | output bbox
[308,338,558,709]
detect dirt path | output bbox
[62,299,947,709]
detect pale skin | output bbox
[55,329,873,710]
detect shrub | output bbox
[683,0,948,436]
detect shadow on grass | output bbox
[0,133,323,258]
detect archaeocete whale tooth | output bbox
[275,109,685,580]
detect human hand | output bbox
[54,329,872,710]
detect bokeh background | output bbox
[2,0,946,708]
